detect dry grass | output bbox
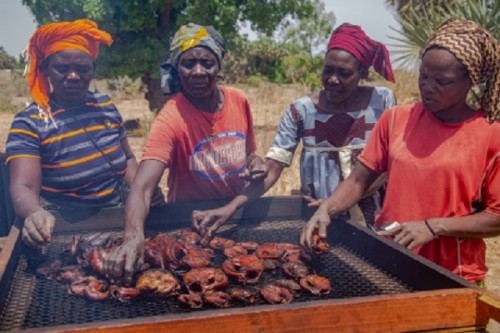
[236,82,310,196]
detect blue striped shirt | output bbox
[6,91,127,207]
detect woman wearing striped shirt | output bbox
[5,19,157,249]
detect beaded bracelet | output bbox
[424,219,439,239]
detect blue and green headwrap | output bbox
[160,23,226,95]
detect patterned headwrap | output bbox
[26,19,112,124]
[327,23,395,83]
[160,23,226,95]
[424,19,500,122]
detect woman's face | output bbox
[321,49,366,104]
[419,48,472,113]
[177,46,219,99]
[43,50,94,106]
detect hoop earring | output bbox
[93,79,100,93]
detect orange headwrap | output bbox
[26,19,112,113]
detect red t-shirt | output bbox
[359,103,500,282]
[142,86,257,202]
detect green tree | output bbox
[279,0,335,57]
[385,0,453,15]
[387,0,499,69]
[22,0,317,110]
[219,1,332,87]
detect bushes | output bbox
[0,70,29,114]
[105,76,145,100]
[222,38,323,90]
[0,48,17,70]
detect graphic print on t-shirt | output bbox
[189,131,247,179]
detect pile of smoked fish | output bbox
[35,229,331,309]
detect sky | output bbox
[0,0,401,59]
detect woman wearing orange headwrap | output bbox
[6,19,163,249]
[26,19,112,120]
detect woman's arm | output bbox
[192,158,284,239]
[9,158,55,248]
[378,211,500,251]
[301,162,379,249]
[104,159,165,283]
[224,157,284,212]
[429,211,500,239]
[10,158,42,218]
[124,159,165,236]
[120,137,138,187]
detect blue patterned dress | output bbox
[266,86,396,225]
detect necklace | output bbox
[198,100,222,136]
[204,89,224,136]
[207,109,220,136]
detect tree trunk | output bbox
[141,1,173,113]
[142,72,168,113]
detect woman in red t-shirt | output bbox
[301,19,500,283]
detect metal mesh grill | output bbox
[0,217,411,331]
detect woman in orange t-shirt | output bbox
[102,23,266,283]
[301,19,500,284]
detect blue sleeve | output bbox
[5,109,41,162]
[266,101,303,165]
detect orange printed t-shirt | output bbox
[142,85,257,203]
[358,103,500,282]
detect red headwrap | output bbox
[26,19,113,112]
[327,23,395,83]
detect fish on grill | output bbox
[178,228,202,245]
[311,234,330,254]
[228,287,257,303]
[109,285,141,302]
[300,274,331,296]
[202,291,231,308]
[208,236,236,250]
[35,259,63,280]
[281,260,309,279]
[223,245,248,258]
[260,284,294,304]
[177,293,203,308]
[135,269,181,296]
[56,265,87,283]
[274,279,302,296]
[221,254,264,284]
[183,267,229,294]
[68,276,110,301]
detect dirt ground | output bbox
[1,96,500,330]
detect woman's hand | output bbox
[22,208,55,249]
[302,195,323,208]
[239,154,268,181]
[103,232,145,285]
[300,205,332,250]
[192,205,237,241]
[376,221,436,250]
